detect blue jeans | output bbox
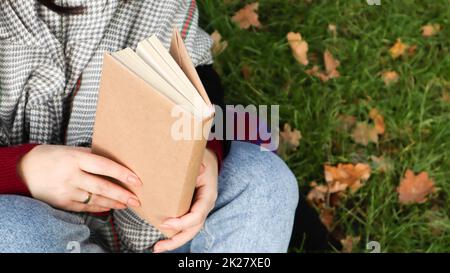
[0,141,299,253]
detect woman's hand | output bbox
[17,145,142,213]
[153,148,219,253]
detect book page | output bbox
[170,28,212,107]
[136,37,206,111]
[112,48,196,115]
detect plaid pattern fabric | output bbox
[114,209,167,252]
[0,0,212,252]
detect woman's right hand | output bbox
[17,145,142,213]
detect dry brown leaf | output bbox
[308,181,347,199]
[341,236,361,253]
[307,162,372,232]
[349,108,385,145]
[279,123,302,151]
[319,208,335,232]
[382,71,399,86]
[325,163,371,193]
[421,24,441,37]
[241,64,252,80]
[351,122,379,146]
[306,182,327,208]
[305,65,320,76]
[287,32,309,66]
[397,169,436,205]
[407,44,418,56]
[337,114,357,132]
[323,50,340,78]
[389,39,408,59]
[370,155,393,173]
[329,191,346,208]
[211,30,228,56]
[231,2,261,29]
[305,50,340,82]
[307,179,347,209]
[369,108,385,135]
[327,181,349,194]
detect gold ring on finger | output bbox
[83,192,93,204]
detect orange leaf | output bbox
[305,65,320,76]
[287,32,309,66]
[397,169,436,204]
[389,39,408,59]
[319,208,335,232]
[305,50,340,82]
[351,122,379,146]
[369,108,385,135]
[382,71,399,86]
[211,30,228,56]
[341,236,361,253]
[324,163,371,193]
[307,179,347,210]
[231,2,262,29]
[324,50,340,78]
[421,24,441,37]
[306,182,327,208]
[279,123,302,151]
[407,44,418,56]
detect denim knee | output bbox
[227,141,300,214]
[0,195,91,253]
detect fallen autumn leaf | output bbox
[382,71,400,86]
[279,123,302,151]
[397,169,436,205]
[287,32,309,66]
[341,236,361,253]
[325,163,371,193]
[211,30,228,56]
[369,108,385,135]
[351,122,379,146]
[305,50,340,82]
[421,24,441,37]
[389,39,408,59]
[231,2,262,30]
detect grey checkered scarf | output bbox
[0,0,213,252]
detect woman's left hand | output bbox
[153,148,219,253]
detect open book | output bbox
[92,29,215,238]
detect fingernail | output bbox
[127,175,142,186]
[116,204,127,210]
[153,247,164,253]
[127,197,141,207]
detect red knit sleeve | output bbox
[0,144,37,196]
[206,139,223,171]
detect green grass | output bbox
[199,0,450,252]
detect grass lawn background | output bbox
[199,0,450,252]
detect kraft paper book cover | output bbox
[92,28,215,237]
